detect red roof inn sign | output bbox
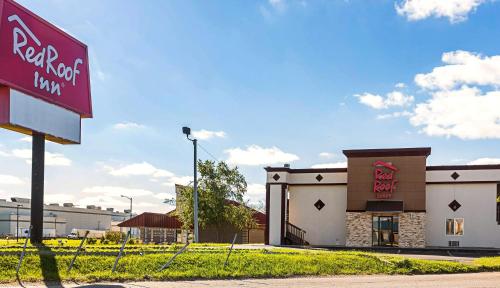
[0,0,91,144]
[373,161,398,199]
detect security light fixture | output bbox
[182,126,191,136]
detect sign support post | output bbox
[30,132,45,244]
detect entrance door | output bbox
[372,216,399,246]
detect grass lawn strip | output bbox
[0,246,498,283]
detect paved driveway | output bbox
[6,272,500,288]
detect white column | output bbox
[269,184,283,245]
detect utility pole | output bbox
[182,126,199,243]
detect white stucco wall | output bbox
[289,173,347,184]
[426,183,500,248]
[426,169,500,182]
[288,185,347,246]
[268,184,283,245]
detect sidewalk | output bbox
[4,272,500,288]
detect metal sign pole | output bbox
[193,139,199,243]
[159,242,190,271]
[112,230,130,272]
[67,230,89,273]
[16,225,32,275]
[30,132,45,244]
[224,233,238,268]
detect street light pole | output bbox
[16,204,21,242]
[182,126,199,243]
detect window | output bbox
[446,218,464,236]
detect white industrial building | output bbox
[0,197,133,238]
[265,147,500,248]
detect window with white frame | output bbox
[446,218,464,236]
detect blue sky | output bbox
[1,0,500,213]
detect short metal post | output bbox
[16,226,32,275]
[159,242,190,271]
[112,230,130,272]
[224,233,238,268]
[67,231,89,272]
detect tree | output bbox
[175,160,256,241]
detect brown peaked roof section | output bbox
[224,199,266,226]
[343,147,432,158]
[119,201,266,229]
[118,212,182,229]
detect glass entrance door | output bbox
[372,215,399,246]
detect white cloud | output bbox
[415,51,500,90]
[10,149,71,166]
[0,174,24,185]
[163,176,192,187]
[19,137,32,143]
[82,186,154,197]
[410,86,500,139]
[45,193,75,204]
[395,0,487,23]
[356,91,414,109]
[357,50,500,140]
[395,82,406,88]
[311,162,347,168]
[377,110,412,120]
[319,152,336,159]
[245,183,266,205]
[225,145,299,166]
[192,129,227,140]
[246,183,266,198]
[468,158,500,165]
[411,51,500,139]
[113,122,146,130]
[269,0,286,12]
[107,162,174,178]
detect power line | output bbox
[197,143,219,162]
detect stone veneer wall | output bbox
[399,212,426,248]
[346,212,372,247]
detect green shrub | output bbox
[105,232,125,244]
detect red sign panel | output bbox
[372,161,398,199]
[0,0,92,117]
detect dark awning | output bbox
[366,201,403,212]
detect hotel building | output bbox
[265,147,500,248]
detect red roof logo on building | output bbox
[373,161,398,199]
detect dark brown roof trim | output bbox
[343,147,431,158]
[427,181,500,184]
[264,167,347,173]
[288,183,347,186]
[426,165,500,171]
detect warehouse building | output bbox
[265,147,500,248]
[0,197,133,238]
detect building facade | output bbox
[265,147,500,248]
[0,197,133,237]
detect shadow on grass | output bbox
[38,243,62,287]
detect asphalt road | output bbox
[6,272,500,288]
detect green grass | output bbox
[0,246,498,284]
